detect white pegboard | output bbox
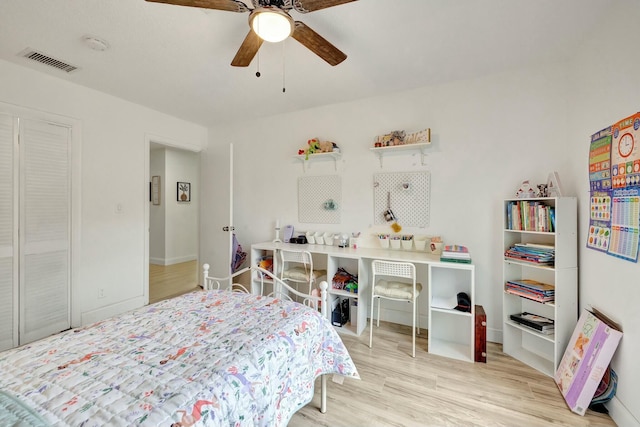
[298,175,341,224]
[373,171,430,227]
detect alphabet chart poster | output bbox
[587,112,640,262]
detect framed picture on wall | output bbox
[152,176,161,205]
[177,182,191,202]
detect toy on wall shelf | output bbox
[373,128,431,147]
[298,138,339,160]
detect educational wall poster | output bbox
[589,126,612,191]
[609,190,640,261]
[587,112,640,262]
[587,192,611,253]
[611,113,640,189]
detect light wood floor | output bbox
[291,321,616,427]
[149,260,200,304]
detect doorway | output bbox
[148,142,200,303]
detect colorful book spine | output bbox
[507,201,555,232]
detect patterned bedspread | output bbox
[0,290,359,426]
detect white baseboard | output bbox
[79,296,146,326]
[488,327,502,344]
[608,396,639,427]
[149,255,197,266]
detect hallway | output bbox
[149,260,199,304]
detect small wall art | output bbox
[151,176,161,205]
[177,182,191,202]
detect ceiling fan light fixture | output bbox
[250,8,293,43]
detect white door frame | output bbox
[144,133,202,304]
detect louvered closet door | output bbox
[19,118,70,344]
[0,114,18,351]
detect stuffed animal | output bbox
[318,140,334,153]
[298,138,340,159]
[298,138,321,160]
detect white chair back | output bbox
[369,260,422,357]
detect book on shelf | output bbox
[515,242,555,250]
[440,257,472,264]
[504,288,554,303]
[505,278,555,297]
[504,279,555,303]
[506,200,555,232]
[509,312,554,333]
[441,245,471,259]
[504,243,555,266]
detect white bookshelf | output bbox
[502,197,578,376]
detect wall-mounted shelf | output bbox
[369,142,431,167]
[293,152,341,172]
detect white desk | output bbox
[251,241,476,363]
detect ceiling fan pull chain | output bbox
[282,40,286,93]
[256,50,261,78]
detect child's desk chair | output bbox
[279,249,326,298]
[369,260,422,357]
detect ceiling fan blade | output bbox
[291,21,347,66]
[293,0,357,13]
[144,0,249,13]
[231,30,264,67]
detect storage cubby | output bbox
[250,244,275,295]
[327,254,367,336]
[428,263,475,362]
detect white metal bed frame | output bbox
[202,263,331,414]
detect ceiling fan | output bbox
[145,0,357,67]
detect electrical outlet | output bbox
[98,288,105,299]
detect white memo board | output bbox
[373,171,430,227]
[298,175,341,224]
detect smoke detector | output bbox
[82,35,109,51]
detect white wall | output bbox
[0,59,208,326]
[149,147,199,265]
[164,148,199,265]
[566,1,640,424]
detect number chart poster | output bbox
[588,112,640,262]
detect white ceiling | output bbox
[0,0,617,128]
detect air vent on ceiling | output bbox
[19,48,79,73]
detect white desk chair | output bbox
[369,260,422,357]
[279,249,326,299]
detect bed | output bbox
[0,266,359,426]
